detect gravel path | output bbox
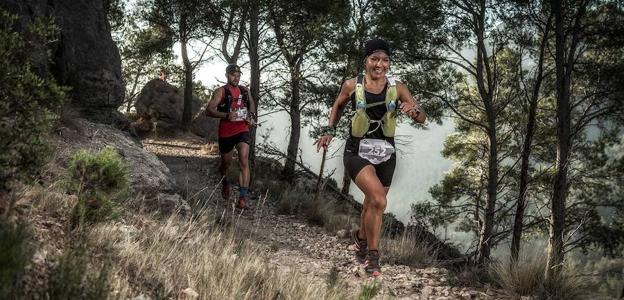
[143,135,502,300]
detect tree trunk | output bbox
[248,0,260,188]
[511,19,550,261]
[474,0,497,264]
[281,65,301,181]
[478,118,497,263]
[126,63,145,113]
[546,0,571,280]
[180,14,193,131]
[341,169,351,194]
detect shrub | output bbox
[489,255,545,297]
[490,255,591,300]
[357,280,381,300]
[381,232,436,267]
[48,245,110,300]
[0,220,33,299]
[276,187,305,215]
[68,147,129,225]
[0,10,67,193]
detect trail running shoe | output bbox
[351,229,368,263]
[364,250,381,277]
[237,196,252,210]
[221,181,231,200]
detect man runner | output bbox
[206,64,257,209]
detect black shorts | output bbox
[218,131,250,154]
[343,150,396,187]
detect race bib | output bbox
[358,139,395,165]
[232,107,248,122]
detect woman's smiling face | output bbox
[365,51,390,79]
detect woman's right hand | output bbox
[314,135,333,152]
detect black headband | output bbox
[362,38,391,58]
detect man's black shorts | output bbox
[343,150,396,187]
[218,131,250,154]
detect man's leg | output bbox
[235,141,250,207]
[219,151,234,199]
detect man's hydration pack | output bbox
[217,85,250,113]
[350,75,398,138]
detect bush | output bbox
[48,245,110,300]
[0,10,67,193]
[490,255,545,297]
[68,147,129,225]
[0,220,33,299]
[490,255,591,300]
[357,280,381,300]
[381,232,436,267]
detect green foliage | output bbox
[0,220,33,299]
[0,10,67,193]
[48,245,110,300]
[357,280,380,300]
[67,147,129,225]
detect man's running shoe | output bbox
[351,229,367,263]
[237,196,252,210]
[364,250,381,277]
[221,181,231,200]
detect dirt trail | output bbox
[143,135,500,300]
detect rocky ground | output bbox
[142,135,504,300]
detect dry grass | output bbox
[380,232,437,268]
[88,212,350,299]
[490,254,592,300]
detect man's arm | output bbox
[396,82,426,124]
[206,87,228,119]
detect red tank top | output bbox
[218,85,250,138]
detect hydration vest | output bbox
[350,75,398,138]
[217,85,250,113]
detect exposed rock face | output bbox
[132,79,218,140]
[49,118,190,214]
[1,0,125,124]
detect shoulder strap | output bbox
[218,85,232,113]
[355,75,366,110]
[385,76,398,111]
[386,76,396,87]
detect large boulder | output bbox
[49,118,190,214]
[132,79,218,140]
[1,0,125,125]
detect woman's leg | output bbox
[353,165,387,251]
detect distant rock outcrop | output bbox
[1,0,125,125]
[132,79,218,140]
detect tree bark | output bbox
[511,17,551,261]
[248,0,261,188]
[180,13,193,130]
[546,0,571,280]
[341,169,351,194]
[474,0,497,264]
[281,64,301,181]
